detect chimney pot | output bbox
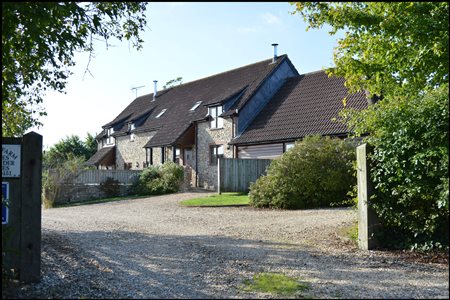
[153,80,158,102]
[271,43,279,63]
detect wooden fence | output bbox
[51,169,142,185]
[218,158,272,193]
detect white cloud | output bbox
[260,12,281,24]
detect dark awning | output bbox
[85,146,115,166]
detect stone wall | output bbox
[54,184,132,205]
[196,118,234,190]
[150,146,174,166]
[116,131,155,170]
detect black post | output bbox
[19,132,42,282]
[2,132,42,283]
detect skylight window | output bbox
[190,101,202,111]
[156,109,167,118]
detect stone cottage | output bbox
[86,50,368,190]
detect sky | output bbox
[32,2,343,149]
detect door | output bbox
[184,148,193,166]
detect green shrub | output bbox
[133,162,184,196]
[342,84,449,250]
[160,161,185,192]
[363,85,448,249]
[41,155,85,208]
[249,135,356,209]
[99,177,121,198]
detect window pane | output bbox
[156,109,167,118]
[190,101,202,111]
[285,143,295,151]
[210,145,217,165]
[210,107,217,118]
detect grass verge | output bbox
[337,222,358,245]
[179,192,249,207]
[242,272,310,297]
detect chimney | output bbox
[152,80,158,102]
[271,43,279,63]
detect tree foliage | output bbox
[84,132,98,159]
[2,2,148,136]
[348,84,449,249]
[291,2,448,98]
[43,134,97,169]
[162,77,183,90]
[292,2,449,249]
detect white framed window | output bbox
[174,147,180,164]
[107,127,115,145]
[128,122,135,131]
[209,105,223,129]
[190,101,202,111]
[156,109,167,118]
[130,133,136,141]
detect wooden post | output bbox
[20,132,42,282]
[2,132,42,283]
[357,143,380,250]
[217,157,221,194]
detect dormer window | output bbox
[190,101,202,111]
[128,122,135,131]
[156,109,167,118]
[209,105,223,129]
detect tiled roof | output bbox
[101,55,290,147]
[230,70,369,145]
[85,146,115,166]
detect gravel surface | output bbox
[4,191,449,299]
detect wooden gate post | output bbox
[2,132,42,283]
[357,143,380,250]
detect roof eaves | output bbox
[103,113,132,128]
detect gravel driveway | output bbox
[7,192,449,299]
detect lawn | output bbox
[179,192,250,207]
[242,272,310,297]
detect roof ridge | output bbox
[135,55,288,100]
[179,54,287,87]
[300,69,329,76]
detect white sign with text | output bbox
[2,144,21,178]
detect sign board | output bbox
[2,182,9,225]
[2,144,21,178]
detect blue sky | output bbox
[33,2,342,149]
